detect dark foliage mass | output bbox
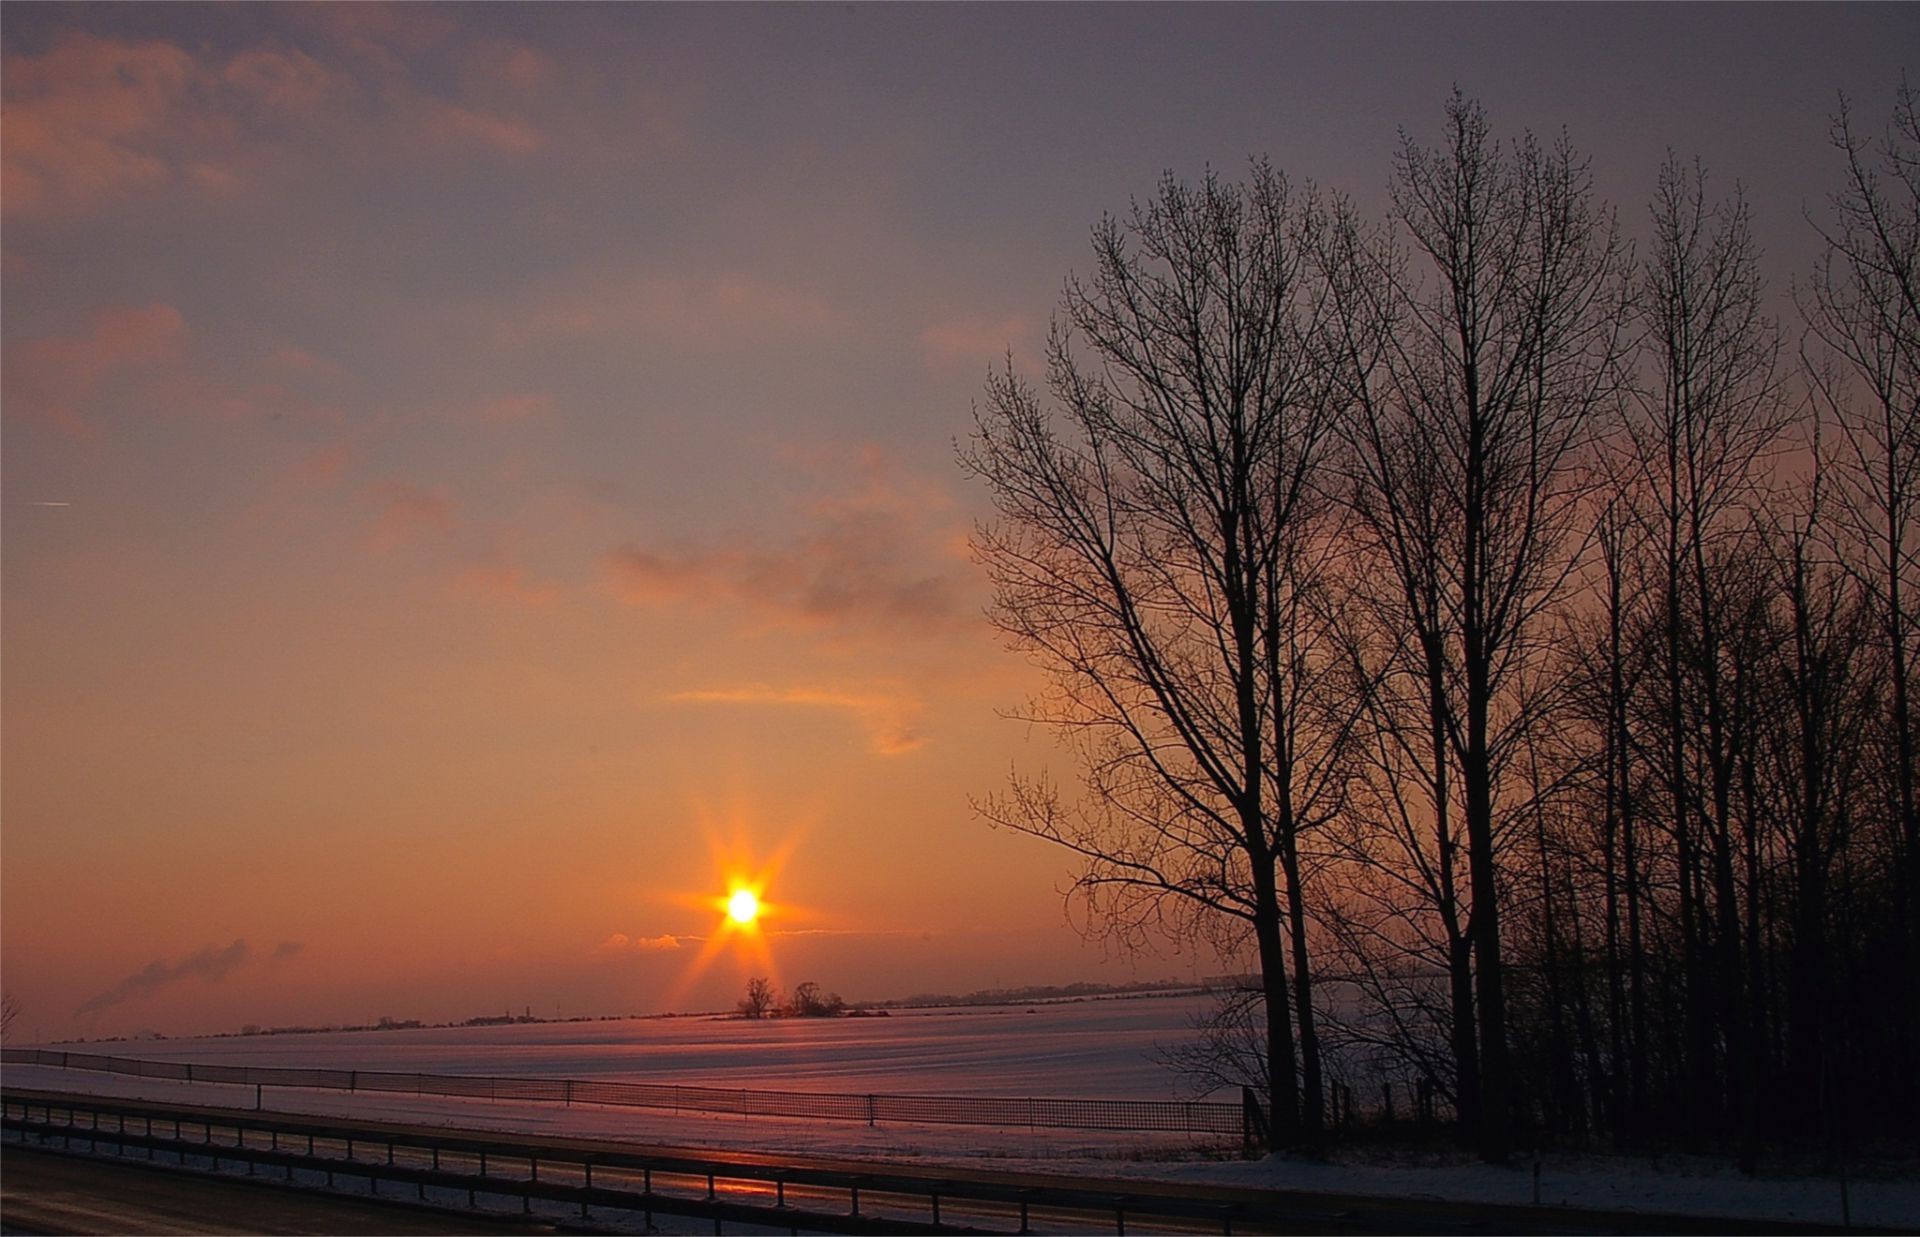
[965,86,1920,1161]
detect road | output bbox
[0,1146,570,1236]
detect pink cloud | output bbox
[266,346,348,382]
[2,303,188,438]
[1,21,543,218]
[469,392,555,423]
[0,34,194,216]
[452,561,560,606]
[919,314,1034,372]
[223,47,344,112]
[419,101,541,155]
[517,271,839,347]
[293,444,357,487]
[363,480,456,549]
[606,446,975,635]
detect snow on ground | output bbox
[10,994,1917,1229]
[28,995,1214,1100]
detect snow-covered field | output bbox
[27,993,1215,1100]
[8,993,1917,1229]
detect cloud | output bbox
[516,272,838,347]
[0,34,196,216]
[919,314,1035,373]
[292,444,357,487]
[270,940,306,963]
[606,446,975,635]
[1,21,543,220]
[2,302,188,438]
[364,480,456,549]
[670,684,927,755]
[468,391,555,423]
[452,561,560,606]
[223,47,345,112]
[597,933,686,953]
[419,101,542,154]
[265,346,348,382]
[75,940,251,1018]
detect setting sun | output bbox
[726,889,760,925]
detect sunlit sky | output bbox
[3,3,1914,1041]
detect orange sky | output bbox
[3,3,1913,1041]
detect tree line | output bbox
[962,86,1918,1162]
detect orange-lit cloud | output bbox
[607,446,976,635]
[419,101,542,155]
[516,271,839,346]
[919,314,1037,373]
[452,560,561,606]
[222,47,345,112]
[469,391,556,423]
[2,302,188,438]
[1,20,546,220]
[364,480,456,549]
[597,933,686,953]
[670,685,927,755]
[0,34,195,216]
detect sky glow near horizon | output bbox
[2,2,1914,1041]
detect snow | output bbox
[27,995,1216,1100]
[9,993,1915,1229]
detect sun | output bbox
[726,888,760,926]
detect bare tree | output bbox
[962,164,1360,1141]
[1340,93,1629,1160]
[1624,155,1789,1152]
[738,977,778,1019]
[1803,83,1920,1112]
[0,991,20,1041]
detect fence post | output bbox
[866,1094,876,1127]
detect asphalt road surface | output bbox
[0,1146,570,1235]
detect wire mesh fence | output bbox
[0,1046,1248,1137]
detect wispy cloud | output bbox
[2,302,187,439]
[515,271,839,348]
[75,940,251,1018]
[918,314,1036,373]
[597,933,688,953]
[2,21,548,221]
[363,480,456,550]
[670,684,927,755]
[606,445,976,636]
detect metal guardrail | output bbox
[2,1087,1274,1234]
[1,1046,1248,1138]
[7,1087,1870,1236]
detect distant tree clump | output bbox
[785,981,845,1018]
[737,977,778,1019]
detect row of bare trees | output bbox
[964,86,1917,1160]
